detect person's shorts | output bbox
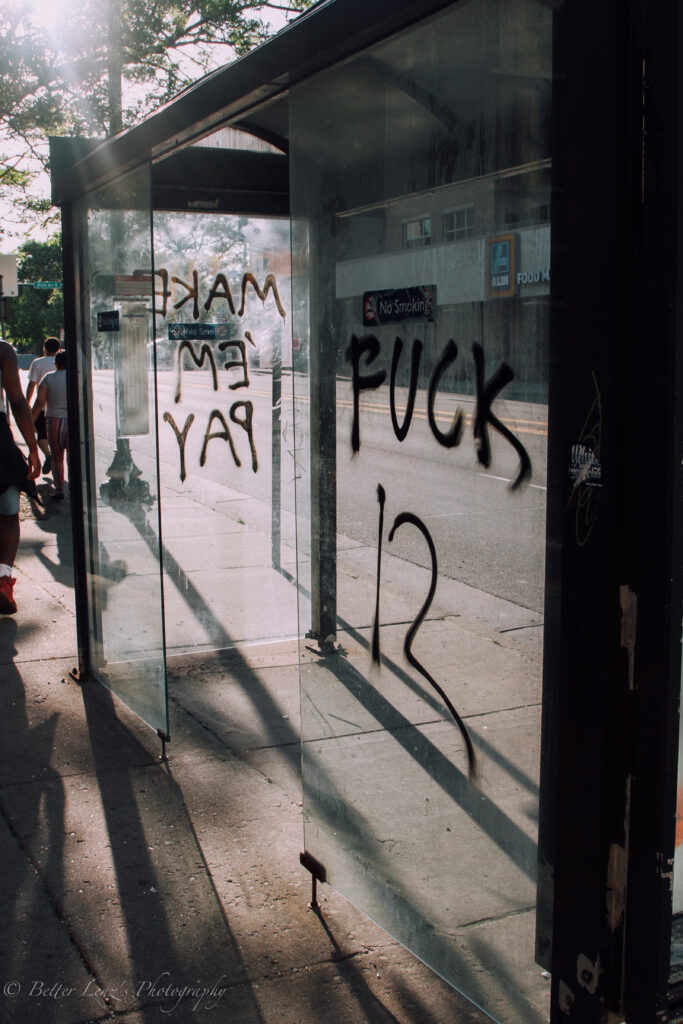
[35,409,47,441]
[0,485,20,516]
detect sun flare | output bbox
[25,0,66,34]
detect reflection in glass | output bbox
[75,168,168,735]
[291,1,555,1020]
[151,212,298,659]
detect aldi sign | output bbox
[486,235,518,298]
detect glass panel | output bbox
[151,211,297,659]
[291,1,555,1020]
[74,166,168,735]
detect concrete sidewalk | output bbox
[0,484,489,1024]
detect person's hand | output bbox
[26,447,41,480]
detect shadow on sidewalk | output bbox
[78,678,266,1022]
[21,485,75,592]
[0,618,68,1021]
[112,501,496,1022]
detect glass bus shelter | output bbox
[50,1,683,1021]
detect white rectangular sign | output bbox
[0,254,18,297]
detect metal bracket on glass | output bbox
[157,730,170,762]
[300,851,326,910]
[69,666,93,684]
[304,630,337,657]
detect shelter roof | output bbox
[50,0,455,208]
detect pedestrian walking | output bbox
[25,335,60,475]
[0,341,41,613]
[31,349,68,501]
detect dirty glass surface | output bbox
[150,210,297,660]
[291,1,556,1020]
[74,166,168,736]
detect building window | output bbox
[403,217,431,249]
[443,207,475,241]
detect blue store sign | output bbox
[486,234,518,298]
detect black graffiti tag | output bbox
[348,334,386,453]
[199,402,258,472]
[472,342,531,489]
[166,338,260,480]
[160,270,286,483]
[175,341,218,404]
[349,334,531,488]
[427,338,464,448]
[390,337,422,441]
[155,269,287,322]
[163,412,194,482]
[372,486,476,781]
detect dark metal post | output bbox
[271,320,282,571]
[61,204,92,676]
[622,1,683,1019]
[308,214,338,651]
[540,2,635,1020]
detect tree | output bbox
[0,0,314,239]
[5,236,64,351]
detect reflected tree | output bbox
[0,0,315,240]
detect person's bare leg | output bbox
[0,514,20,567]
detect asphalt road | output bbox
[91,365,548,616]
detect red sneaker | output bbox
[0,576,17,614]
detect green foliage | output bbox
[0,0,316,240]
[16,236,63,283]
[5,236,64,351]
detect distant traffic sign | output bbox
[34,281,62,289]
